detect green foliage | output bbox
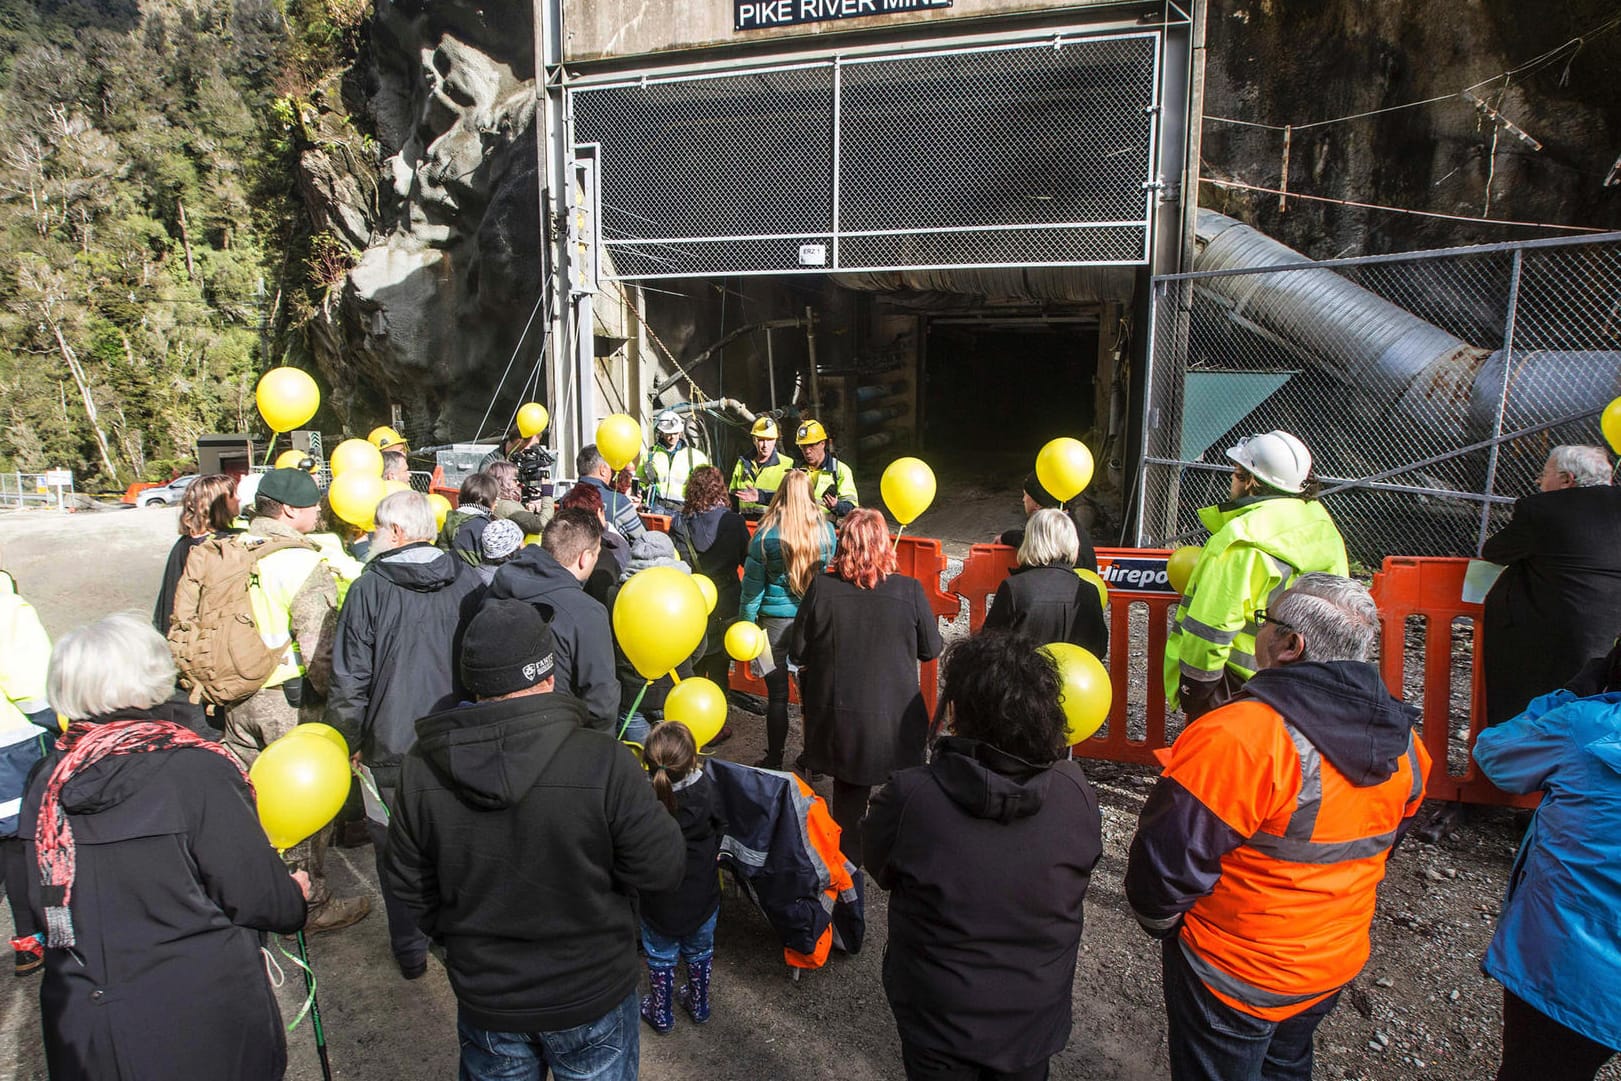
[0,0,360,486]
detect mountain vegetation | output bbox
[0,0,363,487]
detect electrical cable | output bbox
[1198,177,1611,233]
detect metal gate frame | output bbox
[566,26,1169,279]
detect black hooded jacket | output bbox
[381,691,684,1034]
[19,719,306,1081]
[325,543,485,786]
[1124,660,1420,933]
[983,563,1108,659]
[488,547,619,731]
[639,768,726,938]
[862,737,1102,1072]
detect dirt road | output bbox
[0,506,1606,1080]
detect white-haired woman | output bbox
[19,613,309,1081]
[983,507,1107,658]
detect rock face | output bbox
[298,0,1619,437]
[300,0,540,442]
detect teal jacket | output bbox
[739,522,836,623]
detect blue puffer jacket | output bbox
[1474,688,1621,1048]
[738,521,835,623]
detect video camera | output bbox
[512,443,557,505]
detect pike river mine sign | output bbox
[736,0,952,31]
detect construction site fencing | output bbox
[0,472,77,509]
[1137,230,1621,565]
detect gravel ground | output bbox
[0,504,1613,1080]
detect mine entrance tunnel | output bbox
[922,314,1100,461]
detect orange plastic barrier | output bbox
[1370,557,1535,809]
[121,482,158,505]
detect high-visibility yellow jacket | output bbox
[0,572,52,737]
[640,441,710,510]
[728,450,792,517]
[245,523,337,691]
[806,455,859,519]
[1163,496,1347,704]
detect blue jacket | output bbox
[1474,689,1621,1047]
[738,521,835,623]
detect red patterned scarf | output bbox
[35,720,250,948]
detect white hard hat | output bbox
[1225,431,1312,494]
[655,410,683,435]
[236,472,262,507]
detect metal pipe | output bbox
[804,307,822,419]
[765,328,777,411]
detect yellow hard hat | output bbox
[368,425,406,451]
[274,449,319,474]
[750,417,779,439]
[795,418,828,446]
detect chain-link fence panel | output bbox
[570,30,1160,278]
[1138,232,1621,566]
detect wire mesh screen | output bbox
[1138,234,1621,565]
[570,31,1160,278]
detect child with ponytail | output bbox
[639,721,727,1034]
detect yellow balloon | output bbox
[595,413,643,472]
[288,722,349,755]
[612,566,707,680]
[329,472,386,530]
[517,402,550,439]
[692,573,718,615]
[880,457,937,526]
[1035,438,1095,503]
[523,533,541,546]
[1166,546,1201,596]
[1040,642,1112,744]
[255,367,320,433]
[383,479,411,496]
[1604,396,1621,455]
[330,438,384,479]
[663,677,728,748]
[1075,567,1108,610]
[426,492,453,532]
[725,621,766,662]
[249,729,351,851]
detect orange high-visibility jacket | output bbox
[1127,667,1429,1020]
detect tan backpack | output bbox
[166,533,317,706]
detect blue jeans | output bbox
[457,992,639,1081]
[617,707,661,746]
[1161,938,1340,1081]
[640,910,717,966]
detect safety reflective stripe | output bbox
[719,836,768,868]
[1261,552,1298,605]
[1243,726,1414,864]
[1229,649,1259,673]
[14,697,49,716]
[1180,660,1223,681]
[0,797,19,819]
[1280,723,1322,841]
[1179,940,1329,1009]
[0,725,41,750]
[1181,615,1238,646]
[1405,737,1423,803]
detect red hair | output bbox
[830,509,895,590]
[559,482,604,514]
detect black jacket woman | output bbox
[863,632,1102,1081]
[791,508,942,867]
[20,614,308,1081]
[984,506,1108,659]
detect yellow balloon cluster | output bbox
[329,472,385,530]
[612,566,707,680]
[596,414,642,472]
[426,492,454,532]
[692,574,718,615]
[1035,438,1094,503]
[880,457,937,526]
[256,368,320,433]
[664,677,727,748]
[518,403,550,439]
[1040,642,1112,744]
[330,438,384,479]
[250,725,352,852]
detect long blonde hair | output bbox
[760,469,827,597]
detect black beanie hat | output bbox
[1022,472,1062,509]
[461,600,557,698]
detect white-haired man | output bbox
[1127,573,1428,1081]
[326,490,486,979]
[1482,444,1621,726]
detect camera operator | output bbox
[484,460,553,538]
[478,422,539,473]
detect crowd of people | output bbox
[0,420,1617,1081]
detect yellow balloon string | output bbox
[893,523,906,552]
[618,681,652,740]
[263,432,278,468]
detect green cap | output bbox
[257,468,321,508]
